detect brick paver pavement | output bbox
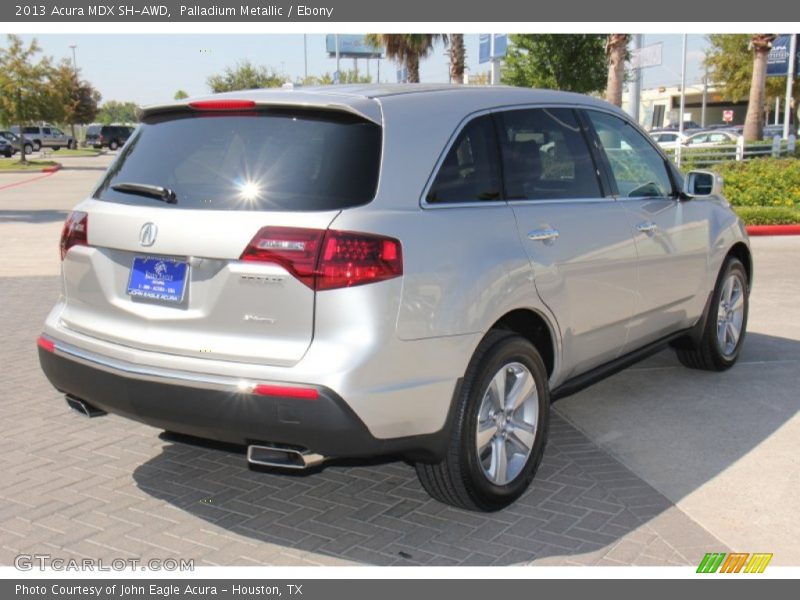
[0,275,728,566]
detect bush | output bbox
[733,206,800,225]
[713,158,800,208]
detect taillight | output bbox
[188,99,256,111]
[240,227,403,291]
[60,211,88,260]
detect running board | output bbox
[551,329,690,402]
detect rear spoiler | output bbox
[138,93,382,125]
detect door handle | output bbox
[636,221,657,234]
[528,228,560,243]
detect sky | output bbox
[11,33,709,107]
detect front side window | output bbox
[586,110,673,198]
[497,108,602,201]
[426,114,502,204]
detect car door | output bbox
[497,107,639,380]
[583,109,710,346]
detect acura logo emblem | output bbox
[139,222,157,247]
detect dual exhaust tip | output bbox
[64,396,325,471]
[247,445,325,470]
[66,395,107,418]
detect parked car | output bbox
[10,125,76,151]
[0,130,34,155]
[650,130,687,148]
[0,137,13,157]
[660,121,702,133]
[762,124,787,140]
[84,124,135,150]
[685,130,739,147]
[38,86,751,511]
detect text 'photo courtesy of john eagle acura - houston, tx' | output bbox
[38,84,751,511]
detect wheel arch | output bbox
[726,241,753,291]
[488,308,557,379]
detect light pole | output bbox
[69,44,77,74]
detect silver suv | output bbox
[12,125,77,151]
[38,86,751,511]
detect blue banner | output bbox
[767,34,798,77]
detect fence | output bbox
[663,135,797,169]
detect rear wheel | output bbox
[109,140,119,151]
[676,257,748,371]
[32,140,41,151]
[67,140,75,150]
[415,330,550,511]
[52,146,60,151]
[2,149,11,158]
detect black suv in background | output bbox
[85,124,135,150]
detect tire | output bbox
[415,330,550,511]
[676,257,749,371]
[3,150,11,158]
[109,140,119,151]
[67,140,75,150]
[24,143,33,154]
[52,146,60,151]
[32,140,41,151]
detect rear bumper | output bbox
[38,336,453,462]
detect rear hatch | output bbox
[59,104,382,367]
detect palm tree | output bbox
[449,34,465,84]
[743,34,777,142]
[605,34,629,107]
[366,34,447,83]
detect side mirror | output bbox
[684,170,723,198]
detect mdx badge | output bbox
[139,222,157,247]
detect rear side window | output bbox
[94,110,382,211]
[586,110,673,198]
[497,108,601,201]
[426,114,502,204]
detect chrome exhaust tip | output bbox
[247,445,325,470]
[65,395,107,418]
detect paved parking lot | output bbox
[0,157,797,566]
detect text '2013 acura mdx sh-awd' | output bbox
[38,85,752,511]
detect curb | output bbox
[746,224,800,236]
[0,163,62,174]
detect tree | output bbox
[174,89,189,100]
[705,34,793,130]
[96,100,139,124]
[302,69,371,86]
[0,35,57,163]
[449,34,465,84]
[501,34,607,93]
[366,34,447,83]
[743,34,778,141]
[53,61,101,139]
[207,60,285,93]
[605,34,630,107]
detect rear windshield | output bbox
[86,125,101,135]
[93,110,382,211]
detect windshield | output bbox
[93,109,382,211]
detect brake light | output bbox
[240,227,403,291]
[188,99,256,111]
[60,211,88,260]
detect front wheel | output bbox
[67,140,75,149]
[32,140,41,151]
[676,257,749,371]
[415,331,550,511]
[23,143,33,154]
